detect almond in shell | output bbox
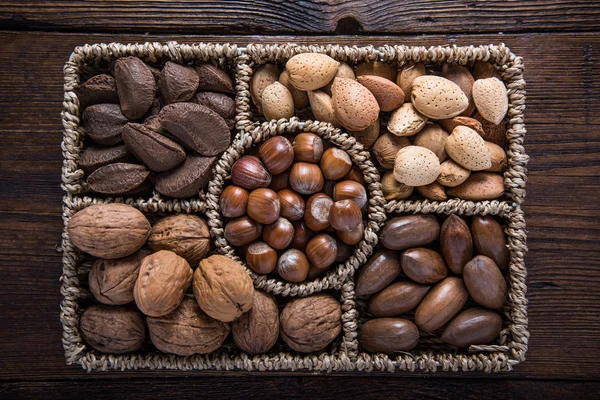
[251,64,280,111]
[442,64,475,116]
[413,123,449,161]
[473,77,508,125]
[485,142,507,172]
[393,146,441,186]
[387,102,428,137]
[446,126,491,171]
[397,62,425,101]
[447,172,504,200]
[261,81,295,120]
[357,75,405,112]
[286,53,340,91]
[437,159,471,187]
[411,75,469,119]
[308,90,340,126]
[331,77,380,131]
[416,181,447,201]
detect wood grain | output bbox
[0,31,599,383]
[0,1,599,34]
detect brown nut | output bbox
[471,215,510,271]
[381,171,413,201]
[373,133,411,170]
[247,188,281,225]
[337,221,364,245]
[416,181,447,201]
[246,241,278,274]
[147,296,230,356]
[232,290,279,354]
[67,203,151,259]
[231,155,272,190]
[195,63,234,94]
[343,166,366,186]
[82,103,129,146]
[333,180,368,210]
[348,119,380,149]
[291,220,314,252]
[80,144,130,174]
[401,248,448,284]
[259,136,294,175]
[280,294,342,353]
[113,57,156,120]
[148,214,210,265]
[269,170,290,192]
[304,193,333,231]
[329,199,362,232]
[463,255,508,309]
[277,248,310,282]
[74,74,119,109]
[224,216,263,247]
[80,305,145,354]
[122,122,186,172]
[414,277,468,332]
[220,185,249,218]
[380,214,440,251]
[355,249,401,296]
[305,233,338,270]
[440,215,473,274]
[359,318,419,353]
[367,281,430,317]
[134,250,193,317]
[397,62,426,100]
[89,249,148,305]
[278,189,305,221]
[447,172,504,201]
[154,154,217,198]
[193,255,255,322]
[87,163,150,195]
[158,61,200,105]
[335,239,354,263]
[262,217,294,250]
[320,147,352,180]
[293,133,324,163]
[441,308,503,348]
[289,162,324,195]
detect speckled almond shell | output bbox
[411,75,469,119]
[447,172,505,200]
[285,53,340,91]
[437,159,471,187]
[355,61,396,81]
[397,62,426,101]
[413,124,449,161]
[308,90,340,126]
[332,78,380,131]
[279,69,309,109]
[446,126,492,171]
[473,77,509,125]
[441,64,476,116]
[261,81,294,120]
[357,75,405,112]
[250,64,280,110]
[485,142,508,172]
[387,102,428,137]
[393,145,441,187]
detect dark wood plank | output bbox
[0,31,599,381]
[0,1,599,34]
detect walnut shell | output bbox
[80,305,146,354]
[68,203,151,259]
[147,296,230,356]
[148,214,210,265]
[231,290,279,354]
[280,294,342,353]
[193,255,255,322]
[89,249,148,305]
[134,250,193,317]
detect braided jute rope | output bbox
[205,117,387,297]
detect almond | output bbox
[286,53,340,91]
[473,112,507,146]
[261,81,294,120]
[416,181,447,201]
[322,62,355,95]
[446,126,491,171]
[437,159,471,187]
[348,119,380,149]
[442,64,475,116]
[387,103,428,137]
[393,146,441,186]
[251,64,280,111]
[471,61,502,80]
[473,77,508,125]
[355,61,396,81]
[357,75,404,112]
[411,76,469,119]
[447,172,504,200]
[331,77,380,131]
[485,142,507,172]
[439,116,485,137]
[373,132,411,169]
[308,90,340,126]
[279,69,309,109]
[397,63,425,101]
[413,124,449,161]
[381,171,413,201]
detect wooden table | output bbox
[1,1,599,398]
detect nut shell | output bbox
[148,214,210,265]
[308,90,340,126]
[289,162,324,195]
[373,133,410,170]
[416,181,447,201]
[89,249,148,305]
[411,75,469,119]
[414,277,469,332]
[304,193,333,231]
[247,188,281,225]
[246,241,278,274]
[440,215,473,274]
[305,233,338,270]
[396,63,425,101]
[446,126,492,171]
[355,249,401,296]
[473,77,508,125]
[251,64,280,110]
[333,180,368,210]
[224,216,263,247]
[159,61,200,105]
[381,171,413,201]
[293,133,323,163]
[471,215,510,271]
[413,124,449,162]
[357,75,405,112]
[356,61,396,81]
[232,290,279,354]
[259,136,294,175]
[278,189,305,221]
[463,255,508,309]
[277,248,310,282]
[401,248,448,284]
[447,172,504,201]
[286,53,340,91]
[441,308,503,347]
[320,147,352,180]
[261,81,295,120]
[80,305,145,354]
[393,146,441,187]
[332,77,380,131]
[279,69,309,109]
[380,214,440,251]
[114,57,156,120]
[437,159,471,187]
[262,217,294,250]
[367,282,430,317]
[359,318,419,353]
[220,185,249,218]
[329,199,362,232]
[231,156,272,190]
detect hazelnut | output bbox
[322,179,336,198]
[247,188,280,225]
[291,220,314,251]
[381,171,413,201]
[277,249,310,282]
[293,133,324,163]
[246,241,278,274]
[231,155,271,189]
[320,147,352,180]
[373,133,410,170]
[338,222,364,245]
[269,170,290,191]
[343,166,366,185]
[259,136,294,174]
[220,185,249,218]
[329,199,362,232]
[262,217,294,249]
[304,193,333,231]
[306,263,331,280]
[278,189,305,221]
[333,180,368,210]
[306,233,338,269]
[224,216,263,246]
[289,162,324,195]
[335,239,354,263]
[148,214,210,265]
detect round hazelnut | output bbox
[80,305,146,354]
[343,166,366,186]
[89,249,147,305]
[231,155,271,189]
[277,249,310,282]
[247,188,280,225]
[293,133,323,163]
[220,185,249,218]
[306,233,338,269]
[269,170,290,191]
[304,193,333,231]
[148,214,210,265]
[289,162,324,195]
[262,217,294,250]
[335,239,354,263]
[278,189,305,221]
[291,220,314,252]
[306,263,331,280]
[224,216,263,246]
[338,221,364,245]
[322,179,336,198]
[329,199,362,232]
[246,241,278,274]
[320,147,352,180]
[259,136,294,174]
[333,180,368,210]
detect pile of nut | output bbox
[220,133,368,282]
[76,58,235,198]
[68,203,342,356]
[250,54,509,202]
[356,214,509,353]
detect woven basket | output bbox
[60,41,528,372]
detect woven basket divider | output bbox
[205,117,387,297]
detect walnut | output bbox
[147,296,230,356]
[134,250,193,317]
[80,305,146,354]
[148,214,210,265]
[89,249,148,305]
[192,255,254,322]
[280,294,342,353]
[231,290,279,354]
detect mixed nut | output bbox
[250,55,509,201]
